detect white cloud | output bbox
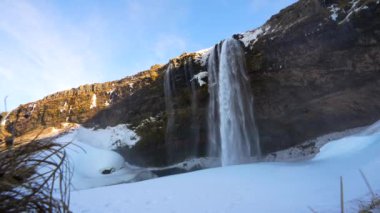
[0,0,105,110]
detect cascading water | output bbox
[184,59,200,154]
[164,63,176,161]
[164,61,200,163]
[208,38,261,166]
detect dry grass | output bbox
[359,196,380,213]
[0,139,71,212]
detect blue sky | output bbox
[0,0,296,110]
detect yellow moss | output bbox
[149,64,162,81]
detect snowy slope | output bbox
[53,124,154,190]
[69,121,380,213]
[67,124,140,150]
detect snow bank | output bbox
[74,124,140,150]
[70,120,380,212]
[52,124,152,190]
[62,140,153,190]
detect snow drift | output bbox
[69,121,380,212]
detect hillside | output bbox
[2,0,380,167]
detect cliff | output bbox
[3,0,380,166]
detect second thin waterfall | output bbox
[208,38,261,166]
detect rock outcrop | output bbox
[3,0,380,167]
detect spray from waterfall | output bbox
[208,38,261,166]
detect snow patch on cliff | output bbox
[89,94,97,109]
[339,0,368,24]
[0,111,11,126]
[240,25,271,47]
[69,124,140,150]
[328,4,340,21]
[194,47,212,66]
[60,101,68,113]
[191,71,208,86]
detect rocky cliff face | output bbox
[3,66,162,136]
[243,0,380,153]
[3,0,380,167]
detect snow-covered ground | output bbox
[70,124,140,150]
[68,120,380,213]
[53,124,154,190]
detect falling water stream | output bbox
[164,63,175,160]
[208,38,261,166]
[164,38,260,166]
[164,61,200,163]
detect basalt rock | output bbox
[3,66,162,137]
[4,0,380,167]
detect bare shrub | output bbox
[0,139,71,212]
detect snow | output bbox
[60,101,68,113]
[196,48,211,55]
[194,47,212,66]
[90,94,97,109]
[70,120,380,212]
[328,5,340,21]
[339,0,364,24]
[61,140,153,190]
[57,124,140,151]
[264,125,366,162]
[29,103,37,113]
[240,28,263,46]
[51,124,149,190]
[240,25,270,47]
[0,111,10,126]
[193,25,273,67]
[190,71,208,86]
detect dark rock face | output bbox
[4,0,380,167]
[244,0,380,153]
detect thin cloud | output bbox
[0,0,104,109]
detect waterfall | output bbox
[164,63,176,162]
[208,38,261,166]
[164,61,200,163]
[184,59,200,155]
